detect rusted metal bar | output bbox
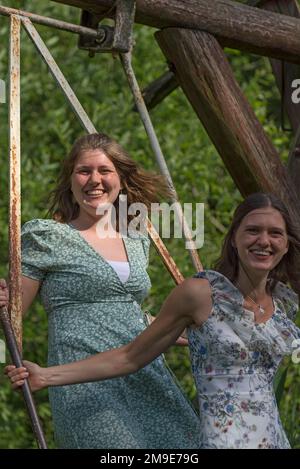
[5,14,48,451]
[0,306,48,449]
[147,219,185,285]
[0,4,104,40]
[120,51,203,272]
[9,15,22,352]
[21,17,97,134]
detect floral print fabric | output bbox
[188,270,300,449]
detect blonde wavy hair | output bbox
[47,133,172,227]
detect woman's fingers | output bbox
[7,367,28,379]
[12,379,26,389]
[175,336,189,346]
[4,360,44,392]
[0,280,9,307]
[4,365,16,375]
[4,365,29,388]
[0,278,7,288]
[9,370,29,381]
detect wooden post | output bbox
[53,0,300,64]
[155,28,300,221]
[249,0,300,199]
[249,0,300,132]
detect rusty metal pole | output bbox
[0,307,48,449]
[0,5,104,40]
[120,51,203,272]
[6,15,48,449]
[9,15,22,351]
[21,17,97,134]
[147,219,184,284]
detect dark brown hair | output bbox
[214,193,300,293]
[47,133,172,226]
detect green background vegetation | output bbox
[0,0,299,448]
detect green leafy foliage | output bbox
[0,0,299,448]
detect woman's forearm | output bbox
[44,346,138,387]
[33,282,200,389]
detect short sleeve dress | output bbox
[188,270,300,449]
[21,219,200,449]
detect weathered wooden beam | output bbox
[142,0,300,111]
[140,71,178,110]
[248,0,300,132]
[155,28,300,221]
[288,125,300,189]
[250,0,300,197]
[53,0,300,64]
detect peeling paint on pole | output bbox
[9,15,22,352]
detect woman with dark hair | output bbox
[0,133,199,449]
[4,192,300,448]
[215,192,300,294]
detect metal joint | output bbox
[78,1,136,55]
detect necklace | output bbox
[245,294,265,315]
[236,282,265,315]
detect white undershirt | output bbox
[106,260,130,283]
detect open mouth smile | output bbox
[84,189,106,198]
[249,249,273,259]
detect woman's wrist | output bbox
[42,366,58,388]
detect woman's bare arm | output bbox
[21,276,40,316]
[6,278,212,391]
[0,276,40,316]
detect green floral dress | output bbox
[21,219,199,449]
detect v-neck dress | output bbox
[21,219,199,449]
[188,270,300,449]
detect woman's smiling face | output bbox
[71,149,122,217]
[233,207,289,275]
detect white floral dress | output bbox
[188,270,300,449]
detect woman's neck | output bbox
[236,271,269,301]
[71,211,117,235]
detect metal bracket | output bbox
[78,1,135,54]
